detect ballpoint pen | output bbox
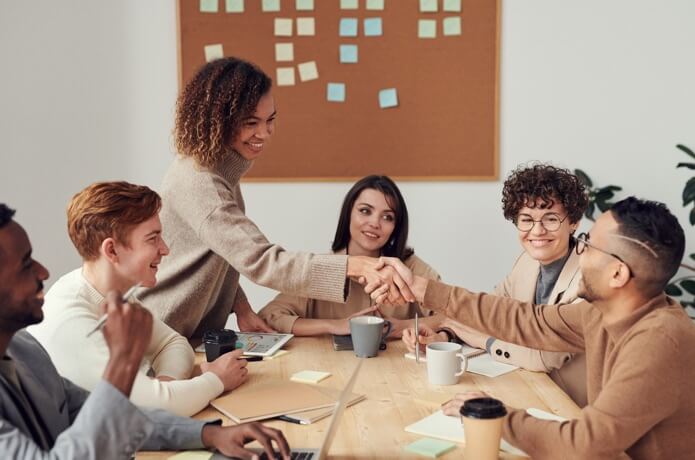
[415,312,420,363]
[86,283,141,337]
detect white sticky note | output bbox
[443,0,461,12]
[295,0,314,10]
[200,0,219,13]
[297,61,319,81]
[419,0,437,13]
[366,0,385,10]
[297,17,315,36]
[291,370,331,384]
[340,0,358,9]
[327,83,346,102]
[418,19,436,38]
[276,67,295,86]
[443,16,461,36]
[204,44,224,62]
[339,44,358,63]
[274,18,293,36]
[225,0,244,13]
[262,0,281,12]
[275,43,294,62]
[168,451,212,460]
[379,88,398,108]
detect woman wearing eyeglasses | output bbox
[403,163,590,406]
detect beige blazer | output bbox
[443,249,587,407]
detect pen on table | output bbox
[415,312,420,363]
[276,415,308,425]
[86,283,141,337]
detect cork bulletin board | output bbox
[177,0,500,180]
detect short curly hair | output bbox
[502,163,588,224]
[174,57,272,168]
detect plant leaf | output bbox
[690,253,695,261]
[574,169,593,187]
[677,144,695,160]
[602,185,623,192]
[676,162,695,170]
[585,202,596,221]
[595,189,615,201]
[691,207,695,226]
[665,284,683,296]
[596,200,614,212]
[683,177,695,206]
[681,280,695,296]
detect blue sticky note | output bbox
[364,18,382,36]
[262,0,281,12]
[327,83,346,102]
[405,438,456,458]
[339,18,358,37]
[200,0,219,13]
[379,88,398,109]
[339,45,358,63]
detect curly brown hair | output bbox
[174,57,272,168]
[502,163,588,224]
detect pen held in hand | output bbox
[415,312,420,363]
[85,283,141,337]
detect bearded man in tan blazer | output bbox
[404,163,589,406]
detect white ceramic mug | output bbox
[426,342,467,385]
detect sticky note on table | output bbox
[364,17,382,36]
[379,88,398,108]
[274,18,293,36]
[418,19,436,38]
[204,44,224,62]
[298,61,319,81]
[327,83,346,102]
[168,451,213,460]
[297,17,315,36]
[275,43,294,62]
[276,67,295,86]
[200,0,219,13]
[295,0,314,10]
[419,0,438,13]
[266,349,290,360]
[443,17,461,36]
[443,0,461,12]
[404,438,456,458]
[340,0,358,9]
[339,44,358,63]
[366,0,385,10]
[225,0,244,12]
[339,18,358,37]
[291,370,331,384]
[262,0,281,12]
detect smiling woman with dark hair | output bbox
[259,175,440,338]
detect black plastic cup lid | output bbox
[460,397,507,419]
[203,329,237,343]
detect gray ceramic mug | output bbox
[349,316,392,358]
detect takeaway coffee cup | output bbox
[426,342,467,385]
[203,329,238,363]
[460,397,507,460]
[349,316,392,358]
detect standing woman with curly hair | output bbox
[402,163,591,406]
[139,57,413,339]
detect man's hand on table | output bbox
[199,349,249,392]
[235,300,276,333]
[201,422,290,460]
[441,391,490,417]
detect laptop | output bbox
[213,359,364,460]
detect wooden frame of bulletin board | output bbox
[177,0,500,181]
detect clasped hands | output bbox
[348,255,418,306]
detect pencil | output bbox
[85,283,141,337]
[415,312,420,363]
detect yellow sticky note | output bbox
[200,0,219,13]
[366,0,384,10]
[418,19,436,38]
[204,44,224,62]
[225,0,244,13]
[262,0,281,12]
[266,349,290,359]
[297,17,315,36]
[274,18,293,36]
[443,0,461,12]
[168,451,212,460]
[275,43,294,62]
[419,0,437,13]
[443,17,461,36]
[291,370,331,384]
[296,0,314,10]
[276,67,295,86]
[297,61,319,82]
[340,0,358,9]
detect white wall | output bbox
[1,0,693,312]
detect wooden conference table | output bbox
[138,336,581,459]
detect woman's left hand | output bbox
[236,307,275,333]
[441,391,489,417]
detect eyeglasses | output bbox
[514,213,568,232]
[575,232,633,278]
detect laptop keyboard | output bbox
[258,452,314,460]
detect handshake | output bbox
[347,255,426,306]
